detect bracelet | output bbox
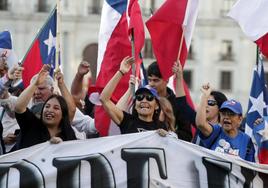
[118,70,125,76]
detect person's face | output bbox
[148,75,167,96]
[135,92,159,118]
[206,96,220,122]
[33,82,53,104]
[42,97,62,127]
[220,110,242,134]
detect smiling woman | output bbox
[14,65,77,150]
[195,83,255,162]
[99,56,172,134]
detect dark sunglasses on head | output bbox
[135,94,155,102]
[207,100,217,106]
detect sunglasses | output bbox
[135,94,155,102]
[207,100,217,106]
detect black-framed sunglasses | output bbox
[207,100,217,106]
[135,94,155,102]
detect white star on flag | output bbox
[43,30,56,55]
[248,92,267,117]
[257,119,268,142]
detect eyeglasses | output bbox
[135,94,155,102]
[207,100,217,106]
[220,111,237,117]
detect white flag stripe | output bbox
[228,0,268,41]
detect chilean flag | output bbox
[21,8,57,87]
[253,116,268,164]
[145,0,199,81]
[228,0,268,58]
[95,0,145,136]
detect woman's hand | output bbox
[157,129,169,137]
[34,65,50,86]
[50,137,63,144]
[54,68,64,86]
[119,56,134,75]
[201,83,212,98]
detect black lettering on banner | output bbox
[258,172,268,188]
[0,159,45,188]
[53,153,116,188]
[241,167,257,188]
[202,157,232,188]
[121,148,167,188]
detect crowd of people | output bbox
[0,53,259,163]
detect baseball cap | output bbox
[135,85,159,99]
[220,99,242,115]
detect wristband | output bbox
[119,70,125,76]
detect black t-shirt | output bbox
[15,108,76,149]
[119,111,167,134]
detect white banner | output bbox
[0,131,268,188]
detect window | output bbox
[220,40,233,61]
[220,71,232,90]
[143,39,154,59]
[82,43,98,84]
[37,0,48,12]
[89,0,100,14]
[221,0,235,16]
[184,70,193,89]
[0,0,8,11]
[187,43,194,60]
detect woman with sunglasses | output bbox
[195,83,255,161]
[100,56,173,134]
[193,89,227,145]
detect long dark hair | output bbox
[40,94,76,141]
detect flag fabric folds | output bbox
[228,0,268,57]
[245,53,268,163]
[253,116,268,164]
[0,31,18,68]
[145,0,199,80]
[21,8,57,87]
[127,0,145,67]
[95,0,133,136]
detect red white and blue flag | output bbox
[145,0,199,80]
[21,8,57,87]
[228,0,268,58]
[0,30,18,68]
[245,53,268,163]
[95,0,145,136]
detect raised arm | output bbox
[172,61,186,97]
[15,65,49,114]
[195,83,213,137]
[71,61,91,108]
[54,69,76,122]
[116,74,136,111]
[99,56,134,125]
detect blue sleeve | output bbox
[199,124,221,149]
[245,139,255,162]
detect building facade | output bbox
[0,0,262,111]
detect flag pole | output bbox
[256,46,260,66]
[56,0,61,71]
[177,27,185,62]
[131,29,136,97]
